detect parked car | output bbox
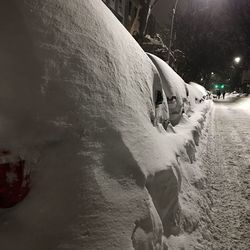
[186,83,205,109]
[147,53,189,126]
[148,60,170,129]
[189,82,208,100]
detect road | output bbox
[200,97,250,249]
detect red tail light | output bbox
[0,150,30,208]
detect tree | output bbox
[173,0,243,87]
[130,0,162,43]
[228,0,250,64]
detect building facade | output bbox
[102,0,142,33]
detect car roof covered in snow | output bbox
[147,53,187,101]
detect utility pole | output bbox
[167,0,179,64]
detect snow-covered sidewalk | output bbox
[199,98,250,249]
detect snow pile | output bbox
[228,91,240,98]
[227,96,250,114]
[0,1,212,249]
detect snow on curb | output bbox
[128,101,212,249]
[164,102,214,250]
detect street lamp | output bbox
[234,57,241,64]
[232,56,242,91]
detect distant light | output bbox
[211,72,214,75]
[201,77,204,81]
[234,57,241,64]
[214,84,224,89]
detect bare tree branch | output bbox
[151,0,161,10]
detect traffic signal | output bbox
[214,84,225,89]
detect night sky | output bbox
[151,0,250,84]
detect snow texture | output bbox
[194,97,250,250]
[0,1,212,249]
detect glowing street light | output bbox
[234,57,241,64]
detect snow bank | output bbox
[225,96,250,114]
[0,1,212,249]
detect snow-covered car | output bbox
[186,83,205,110]
[149,60,170,129]
[190,82,208,100]
[147,53,188,126]
[157,90,170,129]
[229,91,240,97]
[151,89,170,129]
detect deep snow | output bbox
[0,1,214,250]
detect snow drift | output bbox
[0,1,211,249]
